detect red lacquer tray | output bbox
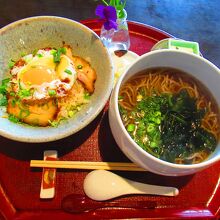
[0,20,219,220]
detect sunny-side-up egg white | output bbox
[11,49,77,100]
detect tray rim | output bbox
[0,19,219,220]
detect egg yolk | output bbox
[21,65,57,86]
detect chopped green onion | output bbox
[8,59,15,69]
[60,47,67,54]
[0,96,7,106]
[76,106,81,111]
[68,110,74,117]
[147,124,155,133]
[11,98,17,107]
[150,142,157,148]
[37,54,43,58]
[19,109,30,118]
[50,49,57,55]
[48,89,56,96]
[48,120,59,127]
[21,52,26,57]
[2,78,10,85]
[77,65,83,69]
[118,95,124,101]
[23,56,32,63]
[64,69,72,75]
[8,114,20,123]
[53,52,60,62]
[168,94,173,106]
[32,49,38,56]
[154,111,161,117]
[84,92,91,100]
[10,91,15,96]
[18,79,22,90]
[154,118,161,124]
[53,47,67,63]
[0,78,10,95]
[18,89,31,98]
[127,124,135,132]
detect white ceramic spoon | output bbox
[83,170,179,201]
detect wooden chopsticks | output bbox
[30,160,146,171]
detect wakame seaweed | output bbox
[119,89,217,163]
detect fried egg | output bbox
[11,49,77,100]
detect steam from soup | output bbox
[118,68,220,164]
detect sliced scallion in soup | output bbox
[118,68,219,164]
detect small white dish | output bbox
[110,50,139,85]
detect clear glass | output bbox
[100,10,130,52]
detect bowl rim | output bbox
[0,16,114,143]
[0,15,91,33]
[113,49,220,169]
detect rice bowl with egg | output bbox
[0,16,114,142]
[2,45,96,127]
